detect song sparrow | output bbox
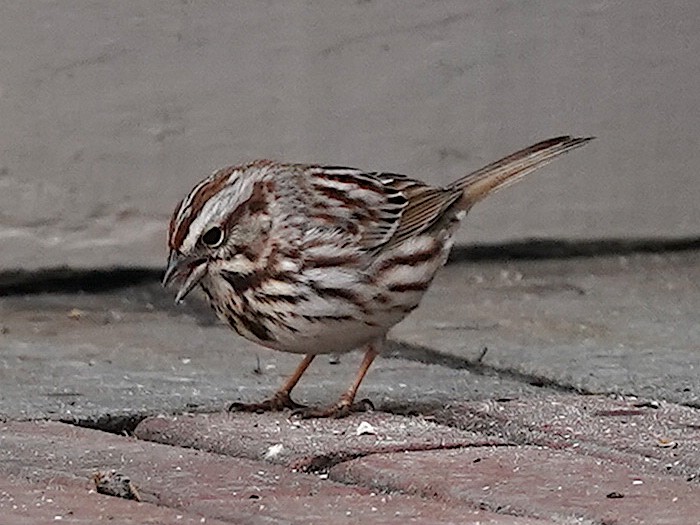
[163,136,592,417]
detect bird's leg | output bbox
[295,342,379,419]
[228,354,315,413]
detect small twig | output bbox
[253,355,262,375]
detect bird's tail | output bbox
[450,136,594,210]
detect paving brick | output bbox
[134,411,503,471]
[230,493,553,525]
[331,446,700,525]
[0,476,228,525]
[0,421,537,524]
[433,395,700,480]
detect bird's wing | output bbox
[302,136,593,253]
[304,166,462,252]
[374,173,463,248]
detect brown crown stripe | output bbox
[171,169,234,249]
[168,197,185,241]
[180,179,268,252]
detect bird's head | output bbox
[162,161,274,303]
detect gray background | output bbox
[1,1,698,271]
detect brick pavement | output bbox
[1,394,698,524]
[2,253,700,523]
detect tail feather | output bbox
[451,136,594,210]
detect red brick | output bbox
[0,476,229,525]
[331,445,700,525]
[134,411,502,470]
[434,395,700,479]
[0,421,538,524]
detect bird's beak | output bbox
[162,251,207,304]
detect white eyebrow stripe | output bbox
[180,176,256,252]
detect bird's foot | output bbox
[228,391,305,413]
[292,397,374,419]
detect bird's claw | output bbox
[227,391,306,413]
[292,397,374,419]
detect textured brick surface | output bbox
[391,252,700,408]
[0,284,547,422]
[2,255,699,524]
[331,446,700,525]
[132,399,700,524]
[0,477,230,525]
[433,395,700,480]
[3,253,700,425]
[3,402,700,523]
[0,421,539,524]
[134,411,503,471]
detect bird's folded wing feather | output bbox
[305,167,460,252]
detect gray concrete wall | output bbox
[1,1,699,270]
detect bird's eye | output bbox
[201,226,224,247]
